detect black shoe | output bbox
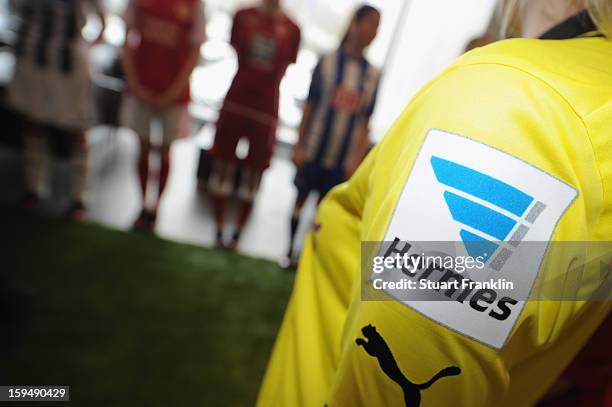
[21,191,40,210]
[133,210,156,232]
[66,200,86,221]
[133,210,147,231]
[214,229,226,249]
[144,211,157,231]
[226,231,241,251]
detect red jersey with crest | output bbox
[223,7,301,119]
[125,0,206,103]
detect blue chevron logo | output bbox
[431,156,544,268]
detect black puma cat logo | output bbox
[356,324,461,407]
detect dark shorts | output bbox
[294,161,346,198]
[211,109,277,171]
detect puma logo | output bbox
[356,324,461,407]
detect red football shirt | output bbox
[126,0,205,103]
[223,7,301,119]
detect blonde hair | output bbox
[588,0,612,35]
[501,0,612,38]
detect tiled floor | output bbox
[0,125,318,261]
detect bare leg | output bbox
[209,159,236,246]
[287,191,309,260]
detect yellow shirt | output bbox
[258,31,612,407]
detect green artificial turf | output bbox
[0,209,294,406]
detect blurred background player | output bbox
[282,5,380,268]
[7,0,105,219]
[122,0,206,232]
[209,0,301,249]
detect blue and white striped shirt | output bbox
[304,49,380,169]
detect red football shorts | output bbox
[211,108,277,171]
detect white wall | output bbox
[370,0,497,142]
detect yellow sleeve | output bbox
[258,54,610,407]
[324,61,610,407]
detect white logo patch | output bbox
[380,129,578,349]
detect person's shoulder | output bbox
[462,36,596,58]
[234,6,256,18]
[456,36,612,86]
[452,36,612,118]
[281,12,300,33]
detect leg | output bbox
[288,190,309,259]
[142,142,172,231]
[278,190,309,269]
[208,110,243,246]
[132,137,154,231]
[208,159,237,246]
[287,167,342,251]
[154,143,171,214]
[122,95,155,228]
[138,137,151,209]
[154,103,188,216]
[230,118,277,250]
[66,130,88,220]
[230,167,263,249]
[285,162,318,263]
[21,119,47,206]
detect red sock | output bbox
[235,200,254,236]
[138,144,150,208]
[155,147,171,213]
